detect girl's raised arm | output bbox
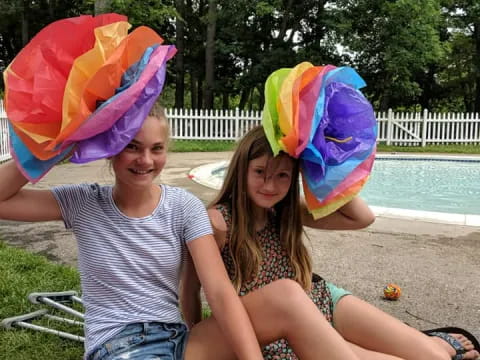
[302,196,375,230]
[186,234,263,360]
[0,161,62,222]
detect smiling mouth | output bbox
[129,169,154,175]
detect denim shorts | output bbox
[89,322,188,360]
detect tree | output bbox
[444,0,480,112]
[0,0,91,92]
[94,0,110,14]
[204,0,216,109]
[109,0,176,40]
[335,0,443,111]
[213,0,339,110]
[174,0,186,108]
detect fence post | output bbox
[235,107,240,139]
[421,108,428,147]
[386,108,393,145]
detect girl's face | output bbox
[112,115,168,188]
[247,154,294,210]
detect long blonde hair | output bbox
[148,101,170,145]
[210,126,312,291]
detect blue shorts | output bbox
[88,322,188,360]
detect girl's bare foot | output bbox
[430,333,480,360]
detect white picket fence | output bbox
[1,100,479,162]
[167,107,480,146]
[0,102,9,162]
[376,109,480,146]
[166,107,262,140]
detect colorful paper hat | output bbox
[262,62,377,218]
[4,14,176,182]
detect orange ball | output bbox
[383,283,401,300]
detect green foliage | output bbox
[1,0,480,112]
[0,0,92,90]
[109,0,176,42]
[254,1,276,16]
[159,83,177,108]
[0,241,83,359]
[336,0,443,110]
[215,0,339,109]
[431,0,480,112]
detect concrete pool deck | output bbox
[0,151,479,340]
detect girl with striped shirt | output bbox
[0,103,368,360]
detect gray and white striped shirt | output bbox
[52,183,212,359]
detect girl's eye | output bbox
[152,145,164,152]
[254,168,264,175]
[125,143,138,151]
[278,172,291,179]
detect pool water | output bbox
[210,158,480,215]
[361,159,480,215]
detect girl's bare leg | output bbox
[333,295,451,360]
[348,342,403,360]
[185,279,360,360]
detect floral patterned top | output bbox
[216,203,334,359]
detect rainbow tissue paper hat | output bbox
[262,62,377,218]
[4,14,176,183]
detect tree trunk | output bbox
[419,66,436,110]
[190,72,198,109]
[277,0,294,41]
[204,0,217,109]
[380,94,390,112]
[257,84,265,109]
[175,0,185,108]
[21,0,29,46]
[239,89,250,110]
[222,92,229,109]
[379,75,392,111]
[39,0,54,21]
[197,77,203,109]
[474,22,480,113]
[48,0,54,18]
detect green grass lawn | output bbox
[170,139,480,154]
[0,242,83,359]
[0,241,213,360]
[170,139,237,152]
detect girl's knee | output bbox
[265,279,304,301]
[262,279,311,312]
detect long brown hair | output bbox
[210,126,312,291]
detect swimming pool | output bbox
[189,154,480,225]
[362,156,480,215]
